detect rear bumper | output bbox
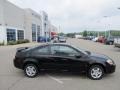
[13,58,23,69]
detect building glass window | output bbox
[7,29,16,42]
[17,30,24,40]
[37,25,40,39]
[32,24,36,41]
[44,15,48,21]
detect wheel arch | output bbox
[23,58,39,70]
[88,63,106,73]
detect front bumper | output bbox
[105,63,116,74]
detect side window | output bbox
[51,45,79,56]
[51,45,60,55]
[34,46,49,54]
[59,46,78,56]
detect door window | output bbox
[51,45,79,56]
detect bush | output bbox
[0,43,4,46]
[7,41,17,45]
[22,39,30,43]
[17,39,30,44]
[7,39,30,45]
[0,41,5,46]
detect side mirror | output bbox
[75,54,82,58]
[85,51,91,55]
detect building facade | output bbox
[0,0,25,44]
[0,0,57,44]
[24,9,42,42]
[40,11,50,38]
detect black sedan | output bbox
[14,43,116,80]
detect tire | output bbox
[109,42,113,45]
[88,65,104,80]
[24,64,39,78]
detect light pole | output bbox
[96,20,100,37]
[103,16,112,38]
[103,16,108,38]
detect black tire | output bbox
[88,65,104,80]
[24,64,39,78]
[109,42,113,45]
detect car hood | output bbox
[89,53,110,61]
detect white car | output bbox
[59,36,66,42]
[114,37,120,48]
[92,37,99,42]
[53,37,59,43]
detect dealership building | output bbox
[0,0,57,44]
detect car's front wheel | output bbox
[88,65,104,80]
[24,64,39,78]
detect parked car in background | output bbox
[53,37,59,43]
[98,36,106,43]
[114,37,120,48]
[86,36,95,40]
[75,35,83,39]
[92,37,99,42]
[104,37,114,45]
[58,36,66,42]
[37,36,50,42]
[14,43,116,80]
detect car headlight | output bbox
[107,59,114,65]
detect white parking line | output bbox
[59,78,72,81]
[46,74,64,84]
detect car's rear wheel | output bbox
[88,65,104,80]
[24,64,38,78]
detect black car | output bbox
[104,37,114,45]
[14,43,116,80]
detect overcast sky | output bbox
[8,0,120,33]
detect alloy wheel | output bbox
[24,64,38,78]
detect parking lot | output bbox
[0,38,120,90]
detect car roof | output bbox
[47,43,71,46]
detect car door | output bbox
[31,45,57,69]
[50,45,87,71]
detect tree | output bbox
[83,30,87,37]
[59,32,64,36]
[89,32,93,36]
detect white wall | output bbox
[0,0,25,44]
[0,26,7,44]
[0,0,4,25]
[4,0,25,29]
[24,9,42,42]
